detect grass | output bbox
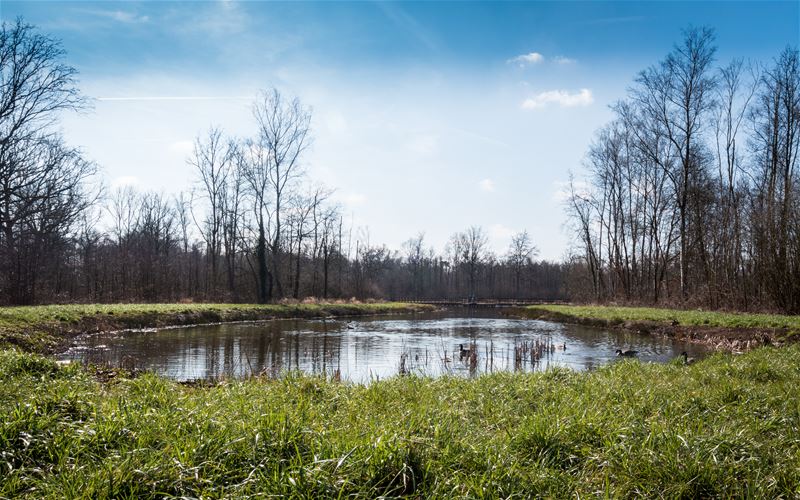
[1,346,799,497]
[524,304,800,334]
[0,302,435,353]
[3,302,799,496]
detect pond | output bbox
[58,310,709,383]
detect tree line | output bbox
[0,19,565,305]
[566,27,800,313]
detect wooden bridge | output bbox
[399,298,568,308]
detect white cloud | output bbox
[83,9,150,24]
[508,53,578,68]
[553,56,577,65]
[111,11,149,23]
[180,1,251,37]
[323,111,349,135]
[408,134,438,155]
[522,88,594,110]
[479,178,495,192]
[509,52,544,67]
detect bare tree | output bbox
[252,87,312,299]
[450,226,489,299]
[173,192,194,297]
[0,19,573,305]
[240,137,273,303]
[710,59,758,305]
[288,186,330,298]
[565,173,605,300]
[403,232,427,298]
[506,230,538,297]
[189,127,232,296]
[0,19,96,303]
[136,192,177,300]
[0,19,85,150]
[317,208,340,298]
[563,28,800,313]
[635,26,717,299]
[106,186,140,299]
[222,140,246,300]
[749,47,800,311]
[0,134,98,302]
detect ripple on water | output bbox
[57,311,710,383]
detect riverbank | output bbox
[518,304,800,350]
[2,346,799,497]
[0,302,435,354]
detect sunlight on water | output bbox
[59,310,709,383]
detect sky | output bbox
[1,1,798,260]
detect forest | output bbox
[2,8,800,498]
[565,28,800,313]
[1,20,798,313]
[0,19,563,305]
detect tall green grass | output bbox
[2,347,799,497]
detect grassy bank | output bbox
[521,304,800,348]
[0,302,434,353]
[524,304,800,331]
[1,347,799,497]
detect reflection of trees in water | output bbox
[68,318,710,382]
[241,320,344,379]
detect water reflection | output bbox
[59,311,709,383]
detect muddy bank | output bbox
[512,307,786,351]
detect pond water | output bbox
[58,310,709,383]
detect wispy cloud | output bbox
[376,2,439,52]
[42,7,151,31]
[508,52,544,67]
[479,178,496,192]
[323,111,349,135]
[408,134,438,155]
[553,56,577,65]
[82,8,150,24]
[522,89,594,110]
[509,52,578,67]
[453,128,510,149]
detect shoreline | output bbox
[3,301,797,356]
[0,302,436,355]
[513,305,796,351]
[2,345,798,496]
[3,304,800,495]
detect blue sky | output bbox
[2,1,798,259]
